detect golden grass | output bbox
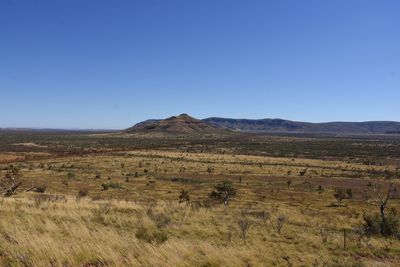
[0,150,399,266]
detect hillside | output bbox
[203,117,400,134]
[126,114,225,135]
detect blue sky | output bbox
[1,0,399,129]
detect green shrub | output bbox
[363,209,400,238]
[209,180,236,206]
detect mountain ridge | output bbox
[203,117,400,134]
[126,114,400,135]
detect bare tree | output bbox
[368,183,394,226]
[320,225,329,243]
[238,219,251,241]
[270,215,286,234]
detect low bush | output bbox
[135,227,168,244]
[363,209,400,238]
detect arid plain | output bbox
[0,125,400,267]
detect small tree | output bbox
[238,219,251,241]
[178,189,190,204]
[207,166,214,174]
[364,183,399,237]
[333,189,347,206]
[0,166,22,197]
[270,215,286,234]
[209,180,237,208]
[333,188,352,206]
[320,225,329,243]
[299,169,307,176]
[369,183,394,227]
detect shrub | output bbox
[270,215,286,234]
[276,216,286,234]
[209,180,237,207]
[299,169,307,176]
[34,185,47,193]
[178,189,190,204]
[78,189,89,198]
[207,166,214,173]
[362,209,400,238]
[101,183,109,191]
[346,188,353,199]
[148,211,171,228]
[320,225,329,243]
[1,166,22,197]
[101,182,122,191]
[333,188,352,206]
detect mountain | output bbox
[126,114,225,135]
[126,115,400,135]
[203,117,400,134]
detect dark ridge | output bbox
[203,117,400,134]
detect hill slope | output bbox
[126,114,225,135]
[203,117,400,134]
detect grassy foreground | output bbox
[0,149,399,266]
[0,194,398,267]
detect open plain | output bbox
[0,130,400,266]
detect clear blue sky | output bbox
[1,0,399,129]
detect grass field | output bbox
[0,132,400,266]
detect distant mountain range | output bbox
[3,115,399,135]
[203,117,400,134]
[127,115,400,135]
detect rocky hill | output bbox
[126,114,226,135]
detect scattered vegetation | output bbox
[0,131,399,266]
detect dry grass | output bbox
[0,150,399,266]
